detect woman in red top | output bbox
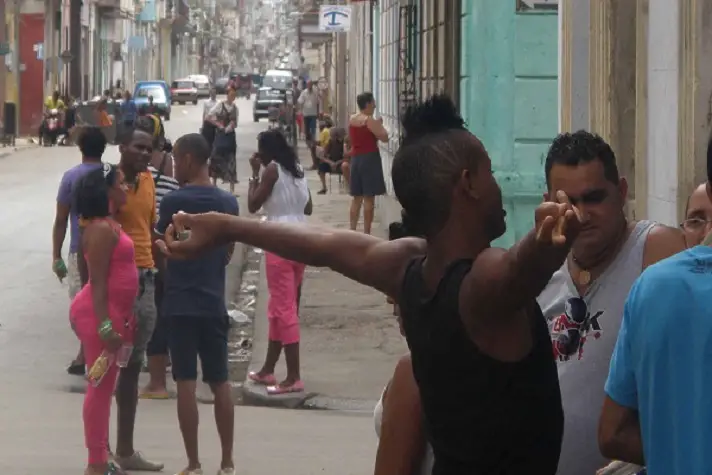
[348,92,389,234]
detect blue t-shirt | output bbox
[156,185,239,318]
[605,245,712,474]
[57,162,103,253]
[120,99,138,122]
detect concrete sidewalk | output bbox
[0,389,375,475]
[0,138,37,159]
[242,144,406,411]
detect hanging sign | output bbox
[319,5,352,32]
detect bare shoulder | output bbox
[354,236,425,298]
[643,223,686,268]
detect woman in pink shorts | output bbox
[70,159,136,475]
[245,129,312,394]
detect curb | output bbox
[0,145,35,159]
[236,252,379,414]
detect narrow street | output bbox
[0,99,376,475]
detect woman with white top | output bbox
[373,221,434,475]
[246,129,312,395]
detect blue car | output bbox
[133,80,172,121]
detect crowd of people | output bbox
[48,82,712,475]
[52,120,239,475]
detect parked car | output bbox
[253,87,285,122]
[171,79,199,105]
[133,80,172,121]
[214,76,230,94]
[188,74,211,97]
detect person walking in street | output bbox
[157,95,579,474]
[246,129,312,395]
[106,128,163,472]
[71,162,134,475]
[373,221,433,475]
[537,130,685,475]
[348,92,388,235]
[207,85,239,195]
[133,115,179,400]
[120,91,138,132]
[297,80,320,168]
[53,127,106,376]
[597,141,712,475]
[155,133,238,475]
[201,88,219,152]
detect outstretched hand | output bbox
[155,211,232,259]
[534,190,582,246]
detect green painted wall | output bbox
[460,0,558,247]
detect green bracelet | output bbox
[97,320,113,339]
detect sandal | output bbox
[266,380,304,395]
[248,371,277,386]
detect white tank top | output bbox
[262,163,309,223]
[374,387,434,475]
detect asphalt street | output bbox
[0,99,376,474]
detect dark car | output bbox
[214,77,230,94]
[253,87,285,122]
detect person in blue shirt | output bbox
[599,143,712,474]
[120,90,138,131]
[155,133,239,475]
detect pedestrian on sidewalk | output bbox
[156,94,578,474]
[373,221,433,475]
[297,80,320,168]
[70,162,134,475]
[246,129,312,394]
[98,127,163,472]
[134,115,179,400]
[206,86,239,195]
[156,133,239,475]
[53,127,105,376]
[348,92,388,234]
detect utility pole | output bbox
[0,0,6,123]
[13,0,21,135]
[69,0,81,98]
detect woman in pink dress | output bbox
[70,161,136,475]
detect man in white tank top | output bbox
[536,131,686,474]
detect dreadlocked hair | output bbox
[391,94,482,238]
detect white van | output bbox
[262,69,293,91]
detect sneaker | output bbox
[114,451,164,472]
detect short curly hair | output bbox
[544,130,619,188]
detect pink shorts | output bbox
[265,252,305,345]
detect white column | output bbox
[646,0,679,226]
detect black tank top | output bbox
[399,258,563,474]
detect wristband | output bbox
[98,320,114,339]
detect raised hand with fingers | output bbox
[535,190,582,246]
[155,211,232,259]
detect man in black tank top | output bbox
[156,95,582,474]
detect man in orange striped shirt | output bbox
[111,128,164,472]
